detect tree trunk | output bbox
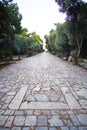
[77,37,83,58]
[18,55,21,60]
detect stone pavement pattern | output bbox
[0,52,87,130]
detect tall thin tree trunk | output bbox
[77,37,83,58]
[18,54,20,60]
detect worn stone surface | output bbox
[34,94,49,101]
[77,114,87,125]
[15,110,23,115]
[70,127,78,130]
[20,102,68,109]
[25,116,36,126]
[5,116,14,127]
[36,127,48,130]
[37,116,47,126]
[79,127,87,130]
[22,128,30,130]
[0,116,8,125]
[61,87,81,109]
[61,127,69,130]
[25,95,36,102]
[49,128,58,130]
[48,116,63,126]
[9,87,27,109]
[13,116,25,126]
[0,128,10,130]
[4,110,14,115]
[70,114,80,126]
[12,127,21,130]
[0,52,87,129]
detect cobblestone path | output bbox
[0,52,87,130]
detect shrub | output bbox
[0,50,5,61]
[28,50,33,57]
[0,50,12,62]
[5,51,13,61]
[70,50,77,59]
[70,50,78,63]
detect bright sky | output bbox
[13,0,66,40]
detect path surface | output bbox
[0,52,87,130]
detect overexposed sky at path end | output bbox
[14,0,66,40]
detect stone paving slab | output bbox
[0,52,87,129]
[9,87,27,109]
[20,102,69,109]
[61,87,81,109]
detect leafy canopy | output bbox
[0,0,22,39]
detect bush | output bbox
[70,50,77,59]
[28,50,33,57]
[0,50,12,62]
[0,50,5,61]
[70,50,78,63]
[5,51,13,61]
[0,50,5,57]
[51,51,57,55]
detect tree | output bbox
[44,29,56,53]
[21,28,28,36]
[44,35,50,51]
[30,32,43,44]
[55,0,82,20]
[0,0,22,61]
[44,23,70,57]
[55,23,69,57]
[14,31,43,58]
[66,3,87,58]
[55,0,87,58]
[0,0,43,61]
[0,0,22,40]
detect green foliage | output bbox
[0,0,43,60]
[70,50,77,59]
[0,0,22,40]
[55,23,68,51]
[55,0,87,59]
[55,0,83,21]
[0,50,5,58]
[13,31,43,57]
[44,29,57,54]
[45,0,87,59]
[28,50,33,56]
[0,50,12,61]
[44,23,70,57]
